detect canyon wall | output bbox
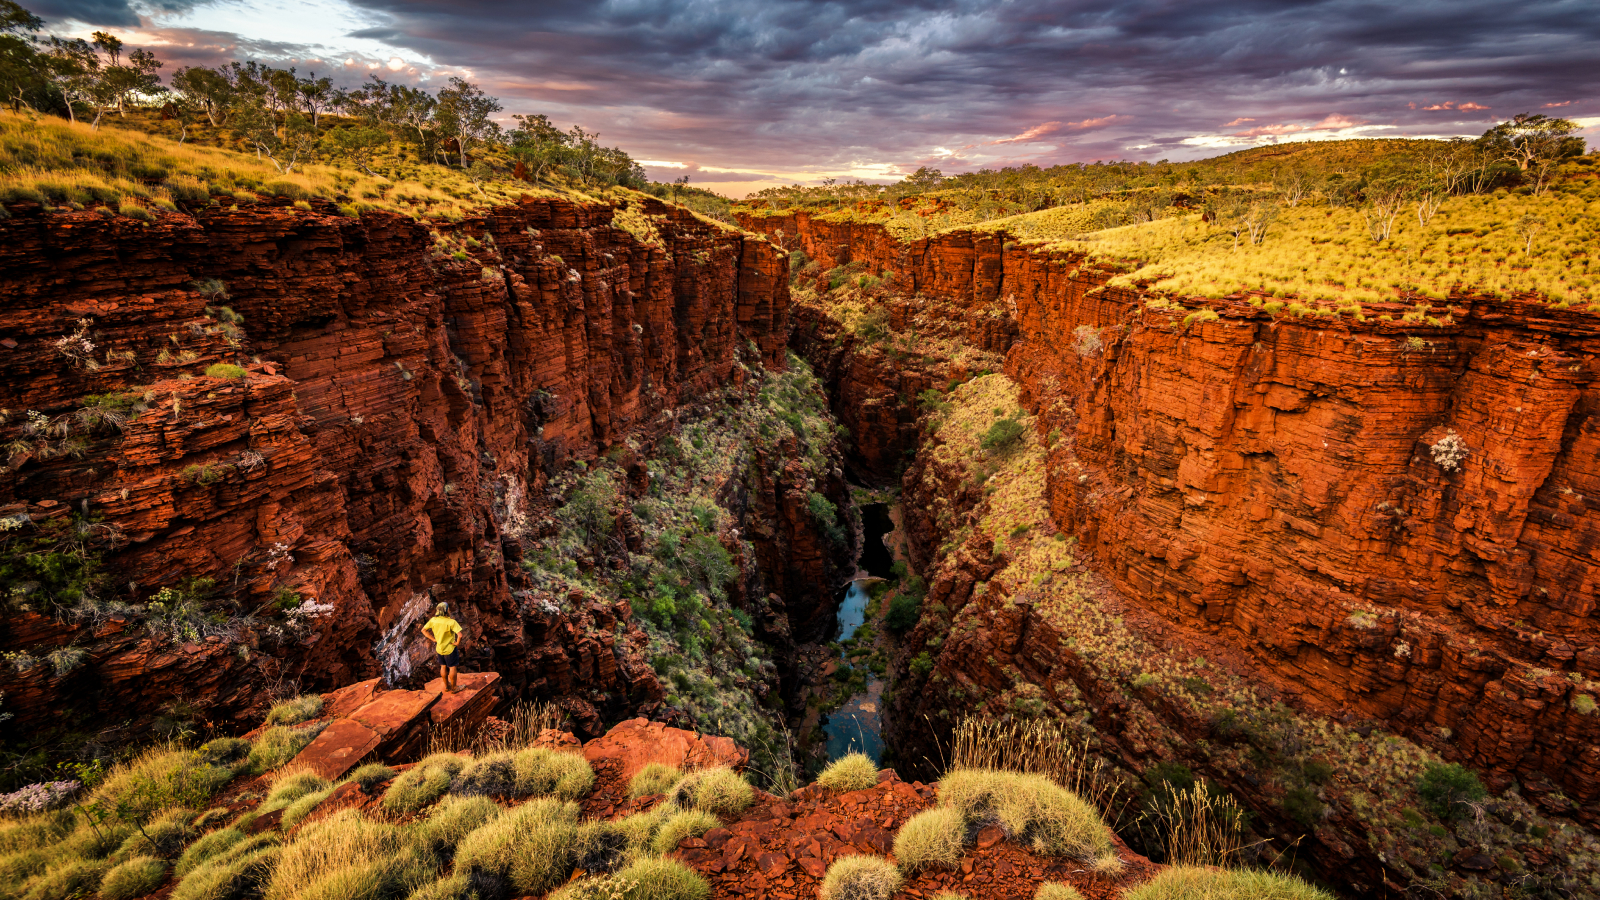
[743,210,1600,821]
[0,195,812,737]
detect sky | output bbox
[26,0,1600,198]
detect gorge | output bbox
[3,132,1599,900]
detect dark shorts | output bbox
[437,650,460,668]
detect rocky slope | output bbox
[742,209,1600,896]
[0,194,818,741]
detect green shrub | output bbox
[454,798,578,896]
[817,754,879,794]
[203,363,247,380]
[885,593,920,632]
[854,307,890,341]
[512,747,595,801]
[979,417,1025,453]
[265,695,323,726]
[89,750,233,841]
[628,763,683,799]
[450,752,519,797]
[1035,883,1085,900]
[669,767,753,816]
[614,856,710,900]
[382,753,468,815]
[938,769,1113,864]
[1123,866,1334,900]
[819,855,900,900]
[893,806,964,871]
[411,795,501,864]
[120,203,155,222]
[348,763,397,794]
[651,807,719,855]
[1282,785,1324,828]
[806,492,845,544]
[99,855,168,900]
[1417,763,1487,821]
[247,725,323,775]
[176,828,245,877]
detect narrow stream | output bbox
[822,502,894,764]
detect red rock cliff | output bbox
[0,195,794,734]
[741,210,1600,821]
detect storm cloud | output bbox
[31,0,1600,194]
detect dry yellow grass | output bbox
[0,111,566,221]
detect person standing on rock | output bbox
[422,603,465,693]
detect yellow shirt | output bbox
[424,616,462,655]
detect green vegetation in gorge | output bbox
[517,351,847,792]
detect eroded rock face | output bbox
[742,211,1600,821]
[0,196,794,734]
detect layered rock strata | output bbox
[741,210,1600,819]
[0,195,805,736]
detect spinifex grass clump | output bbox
[262,771,331,811]
[347,763,397,793]
[172,834,281,900]
[264,694,323,726]
[949,717,1119,816]
[1123,866,1336,900]
[819,855,901,900]
[176,828,246,877]
[265,809,428,900]
[111,805,195,860]
[1034,883,1085,900]
[453,797,579,896]
[938,769,1120,870]
[412,794,502,864]
[512,747,596,800]
[98,855,168,900]
[650,807,720,855]
[892,806,965,871]
[816,753,879,794]
[382,753,468,815]
[669,767,753,816]
[450,752,519,797]
[247,724,325,774]
[628,763,684,798]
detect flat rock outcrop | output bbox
[283,672,499,780]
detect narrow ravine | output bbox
[821,501,896,764]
